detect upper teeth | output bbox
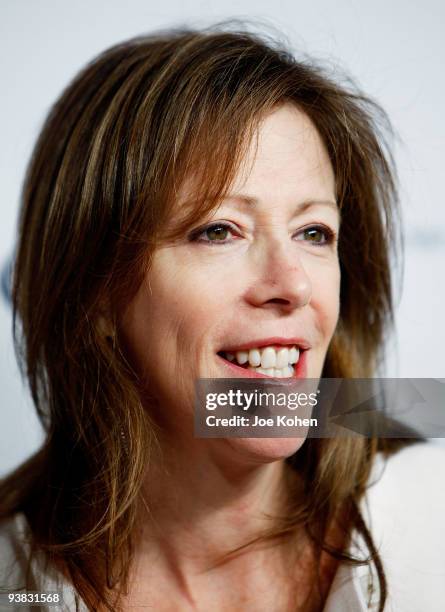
[225,345,300,368]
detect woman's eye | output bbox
[296,225,335,246]
[189,223,335,246]
[189,223,237,244]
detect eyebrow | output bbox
[223,194,338,214]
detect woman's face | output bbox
[120,104,340,460]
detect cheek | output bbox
[308,259,341,338]
[124,257,233,375]
[150,251,242,343]
[153,272,226,342]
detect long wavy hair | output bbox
[1,25,413,611]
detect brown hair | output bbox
[1,24,414,611]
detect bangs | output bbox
[156,113,264,244]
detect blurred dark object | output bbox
[1,256,12,305]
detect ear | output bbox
[94,294,115,340]
[96,313,113,339]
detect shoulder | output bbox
[362,441,445,611]
[0,513,86,611]
[0,513,34,590]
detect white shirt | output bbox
[1,442,444,611]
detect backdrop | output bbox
[1,0,444,475]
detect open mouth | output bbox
[217,344,306,379]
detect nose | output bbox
[244,238,312,312]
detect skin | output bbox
[119,104,341,610]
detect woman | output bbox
[0,26,443,612]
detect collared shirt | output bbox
[1,442,444,611]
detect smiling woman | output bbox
[0,24,442,612]
[120,104,341,465]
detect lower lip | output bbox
[216,350,308,379]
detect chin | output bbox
[224,436,307,464]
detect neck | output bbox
[133,434,302,575]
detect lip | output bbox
[216,348,308,379]
[220,336,312,352]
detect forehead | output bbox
[169,103,337,232]
[230,104,336,202]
